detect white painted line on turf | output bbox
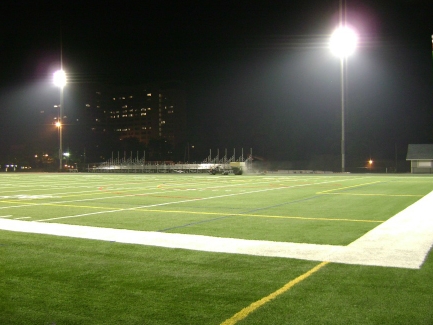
[33,177,362,222]
[0,191,432,269]
[330,190,433,269]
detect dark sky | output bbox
[1,0,432,167]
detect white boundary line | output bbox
[1,190,432,269]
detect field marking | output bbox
[0,177,298,210]
[0,195,58,200]
[317,181,381,194]
[131,208,385,223]
[220,261,329,325]
[1,176,431,270]
[0,191,432,269]
[29,178,359,222]
[0,199,385,223]
[320,193,422,197]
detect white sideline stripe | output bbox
[0,191,432,269]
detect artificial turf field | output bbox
[0,173,432,324]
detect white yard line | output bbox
[1,190,432,269]
[34,177,360,222]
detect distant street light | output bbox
[329,24,357,172]
[53,69,66,171]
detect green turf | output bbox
[0,173,432,324]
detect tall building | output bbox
[83,81,187,148]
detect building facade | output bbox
[406,144,433,173]
[83,81,187,148]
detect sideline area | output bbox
[1,191,432,269]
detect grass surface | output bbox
[0,173,432,324]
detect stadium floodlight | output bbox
[329,25,357,172]
[53,69,67,171]
[329,26,357,58]
[53,70,66,88]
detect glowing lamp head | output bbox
[55,121,61,128]
[329,26,358,58]
[53,70,67,88]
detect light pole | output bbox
[53,69,66,171]
[329,9,357,172]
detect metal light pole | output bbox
[329,19,357,172]
[53,69,66,171]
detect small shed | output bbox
[406,144,433,174]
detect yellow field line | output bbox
[0,201,384,223]
[320,193,422,197]
[317,181,381,194]
[220,261,329,325]
[141,209,384,223]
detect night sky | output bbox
[1,0,432,169]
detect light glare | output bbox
[53,70,67,88]
[329,26,357,58]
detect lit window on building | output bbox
[141,113,146,116]
[147,93,151,97]
[86,104,90,107]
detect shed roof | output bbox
[406,144,433,160]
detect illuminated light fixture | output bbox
[53,69,67,171]
[329,26,358,58]
[329,22,357,173]
[53,70,67,88]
